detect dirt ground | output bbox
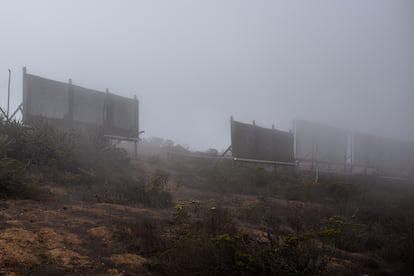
[1,157,412,276]
[0,195,157,275]
[0,172,246,275]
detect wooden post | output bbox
[311,143,315,171]
[67,78,74,129]
[104,88,112,133]
[8,103,23,121]
[134,94,139,158]
[252,120,258,159]
[22,67,29,123]
[134,94,139,136]
[293,119,296,161]
[7,69,11,118]
[230,116,234,158]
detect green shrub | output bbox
[113,216,164,254]
[0,157,48,200]
[0,121,76,169]
[90,172,172,208]
[319,216,369,252]
[72,128,130,175]
[150,202,332,276]
[194,164,272,194]
[156,206,253,275]
[0,119,131,174]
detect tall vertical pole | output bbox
[230,116,234,149]
[311,139,315,170]
[134,94,139,158]
[293,119,297,163]
[22,67,28,123]
[230,116,234,165]
[252,120,258,161]
[349,132,354,174]
[67,78,74,129]
[104,88,110,132]
[7,69,11,118]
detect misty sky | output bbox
[0,1,413,151]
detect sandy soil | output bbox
[0,192,156,276]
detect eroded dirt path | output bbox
[0,189,165,276]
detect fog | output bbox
[0,0,413,151]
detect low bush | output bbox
[113,216,164,255]
[0,121,76,169]
[72,128,130,175]
[0,158,48,200]
[0,119,133,199]
[318,216,370,252]
[190,163,273,194]
[90,171,172,208]
[145,202,332,275]
[0,119,130,174]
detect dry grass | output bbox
[1,121,413,275]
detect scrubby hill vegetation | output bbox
[1,118,414,275]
